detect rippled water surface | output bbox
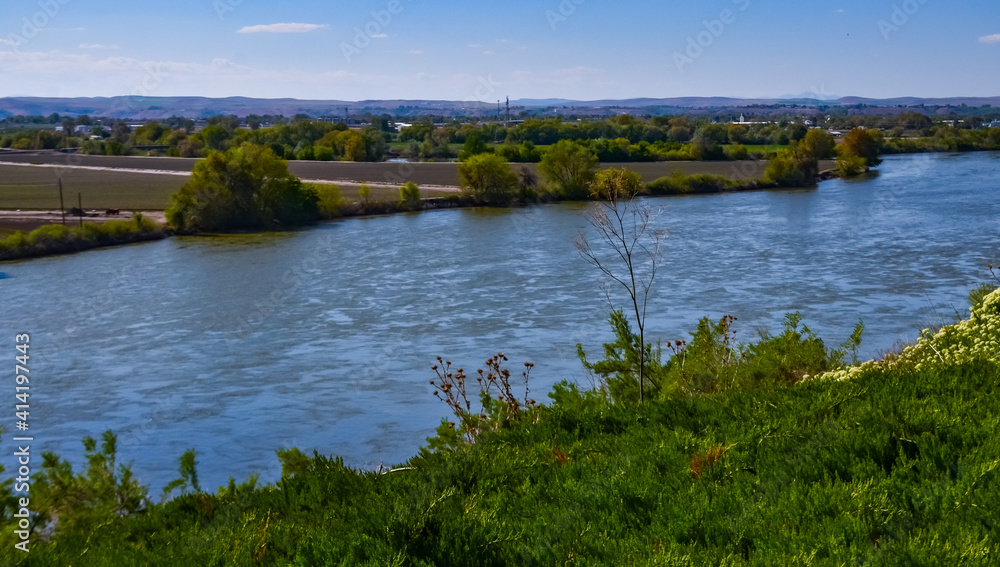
[2,152,998,489]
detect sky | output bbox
[0,0,998,102]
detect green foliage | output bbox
[800,128,837,159]
[969,283,999,312]
[456,132,490,161]
[647,170,734,195]
[582,312,862,402]
[162,449,202,501]
[457,153,520,205]
[588,166,644,201]
[29,431,148,540]
[314,184,344,218]
[724,143,750,160]
[840,127,884,168]
[837,153,868,176]
[0,216,165,261]
[358,182,371,205]
[496,141,542,163]
[166,143,320,232]
[538,139,599,199]
[398,181,422,210]
[764,145,819,187]
[577,310,664,404]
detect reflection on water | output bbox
[2,152,998,490]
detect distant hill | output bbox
[0,95,997,119]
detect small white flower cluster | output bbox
[822,288,1000,381]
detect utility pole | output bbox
[58,177,66,226]
[506,96,510,124]
[77,193,83,228]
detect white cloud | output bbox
[979,34,1000,44]
[237,23,327,34]
[79,43,119,50]
[371,33,388,38]
[0,39,15,46]
[408,50,424,55]
[482,50,495,56]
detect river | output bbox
[1,151,998,491]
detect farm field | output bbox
[0,152,834,213]
[0,164,186,210]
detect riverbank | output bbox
[1,166,840,260]
[0,215,169,262]
[5,288,998,564]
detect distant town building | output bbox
[730,113,770,125]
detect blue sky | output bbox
[0,0,997,101]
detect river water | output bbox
[2,152,998,490]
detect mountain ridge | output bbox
[1,95,997,119]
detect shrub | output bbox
[538,140,599,199]
[314,184,343,218]
[457,153,520,205]
[166,143,319,232]
[764,148,818,186]
[399,181,422,210]
[837,153,868,177]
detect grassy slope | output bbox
[7,290,1000,566]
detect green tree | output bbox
[458,153,519,205]
[399,181,422,210]
[691,125,728,160]
[800,129,836,159]
[166,143,319,232]
[539,140,599,199]
[839,128,883,168]
[458,132,491,161]
[358,182,371,205]
[764,146,819,187]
